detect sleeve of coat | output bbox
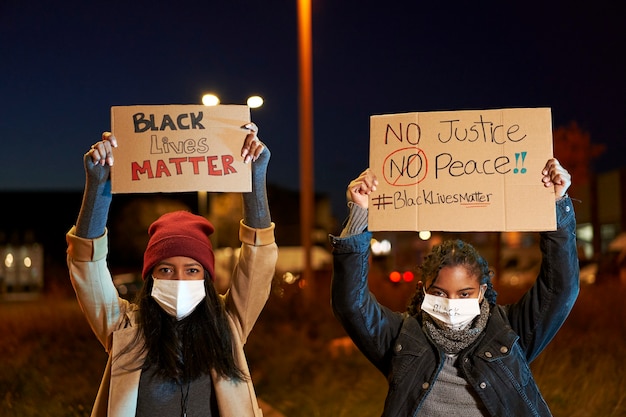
[226,220,278,343]
[506,197,580,362]
[66,226,131,351]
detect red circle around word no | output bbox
[382,147,428,186]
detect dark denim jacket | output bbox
[330,197,579,417]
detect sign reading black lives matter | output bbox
[110,104,251,193]
[369,108,557,232]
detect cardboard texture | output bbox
[369,108,556,232]
[110,104,251,194]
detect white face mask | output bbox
[421,289,482,330]
[151,277,206,320]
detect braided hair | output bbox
[407,239,497,317]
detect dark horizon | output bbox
[2,0,624,221]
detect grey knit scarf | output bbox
[422,300,490,354]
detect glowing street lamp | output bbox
[247,95,264,109]
[201,94,220,106]
[201,94,264,109]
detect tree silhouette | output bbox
[553,121,607,262]
[553,121,605,193]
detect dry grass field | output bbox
[1,278,625,417]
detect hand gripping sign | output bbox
[369,107,556,232]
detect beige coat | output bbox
[66,220,278,417]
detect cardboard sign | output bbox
[110,104,251,193]
[369,108,556,232]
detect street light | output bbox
[201,94,264,109]
[298,0,314,290]
[247,96,264,108]
[201,94,220,106]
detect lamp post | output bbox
[201,94,264,109]
[298,0,314,287]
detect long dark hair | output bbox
[407,239,497,317]
[122,270,247,384]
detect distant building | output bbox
[575,168,626,260]
[0,230,44,297]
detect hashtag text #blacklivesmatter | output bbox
[372,189,494,210]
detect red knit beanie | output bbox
[142,211,215,281]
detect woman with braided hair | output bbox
[66,123,277,417]
[330,159,579,416]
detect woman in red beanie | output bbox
[66,123,278,417]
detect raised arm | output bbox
[508,157,579,361]
[67,132,126,350]
[227,123,277,341]
[75,132,118,238]
[240,122,271,230]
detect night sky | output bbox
[1,0,624,218]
